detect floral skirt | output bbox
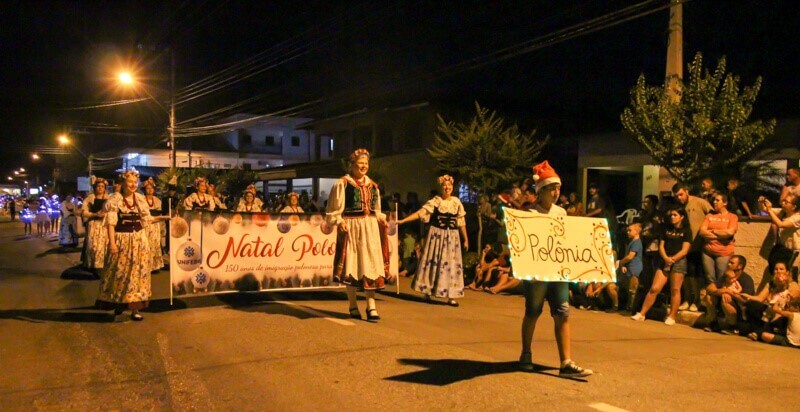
[145,221,165,271]
[83,219,108,269]
[58,215,78,247]
[412,226,464,299]
[96,230,152,310]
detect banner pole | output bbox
[395,203,399,295]
[169,198,173,306]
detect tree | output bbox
[428,102,548,251]
[621,52,776,185]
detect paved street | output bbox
[1,217,798,412]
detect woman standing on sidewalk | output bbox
[398,175,468,306]
[326,148,389,322]
[96,170,153,321]
[82,178,109,273]
[632,207,692,326]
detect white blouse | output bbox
[417,196,466,227]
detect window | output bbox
[243,163,252,170]
[291,136,300,147]
[224,164,231,168]
[238,129,252,147]
[265,135,275,146]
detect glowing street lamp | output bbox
[118,71,134,85]
[32,153,40,160]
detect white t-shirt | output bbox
[787,312,800,347]
[777,213,800,251]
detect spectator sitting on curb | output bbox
[699,255,755,333]
[758,295,800,348]
[466,244,499,290]
[585,281,619,312]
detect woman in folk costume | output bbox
[208,183,227,210]
[183,176,216,211]
[236,190,263,212]
[280,192,304,213]
[326,148,391,322]
[398,174,468,306]
[236,183,264,211]
[142,178,170,272]
[96,170,153,321]
[82,177,109,272]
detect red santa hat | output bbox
[532,160,561,193]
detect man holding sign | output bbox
[517,161,594,378]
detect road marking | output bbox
[156,332,215,411]
[589,402,631,412]
[276,300,356,326]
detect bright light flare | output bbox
[58,134,70,145]
[19,168,25,172]
[118,72,134,85]
[32,153,40,160]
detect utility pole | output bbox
[169,49,177,170]
[665,0,683,102]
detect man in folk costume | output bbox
[518,160,593,378]
[326,148,391,322]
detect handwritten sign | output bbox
[503,208,616,283]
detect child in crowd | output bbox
[759,296,800,348]
[618,222,644,312]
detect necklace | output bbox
[122,194,138,210]
[196,193,207,205]
[146,196,155,208]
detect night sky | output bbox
[1,0,799,183]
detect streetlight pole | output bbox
[169,49,177,170]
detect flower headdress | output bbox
[287,191,299,199]
[91,177,107,188]
[120,169,139,181]
[437,174,454,186]
[141,177,156,190]
[194,176,208,187]
[349,148,370,163]
[245,183,256,194]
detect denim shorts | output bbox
[662,258,687,275]
[523,281,570,318]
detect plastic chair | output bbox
[616,208,639,226]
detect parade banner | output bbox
[170,211,399,296]
[503,208,616,283]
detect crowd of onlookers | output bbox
[397,166,800,349]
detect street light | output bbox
[57,134,93,177]
[116,54,176,170]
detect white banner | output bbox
[503,208,616,283]
[170,211,399,296]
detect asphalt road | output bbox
[1,218,798,411]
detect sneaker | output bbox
[559,361,593,378]
[631,312,645,321]
[519,352,534,372]
[689,304,699,312]
[664,317,676,326]
[678,302,689,311]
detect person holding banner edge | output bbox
[326,148,391,322]
[518,160,593,378]
[397,174,468,307]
